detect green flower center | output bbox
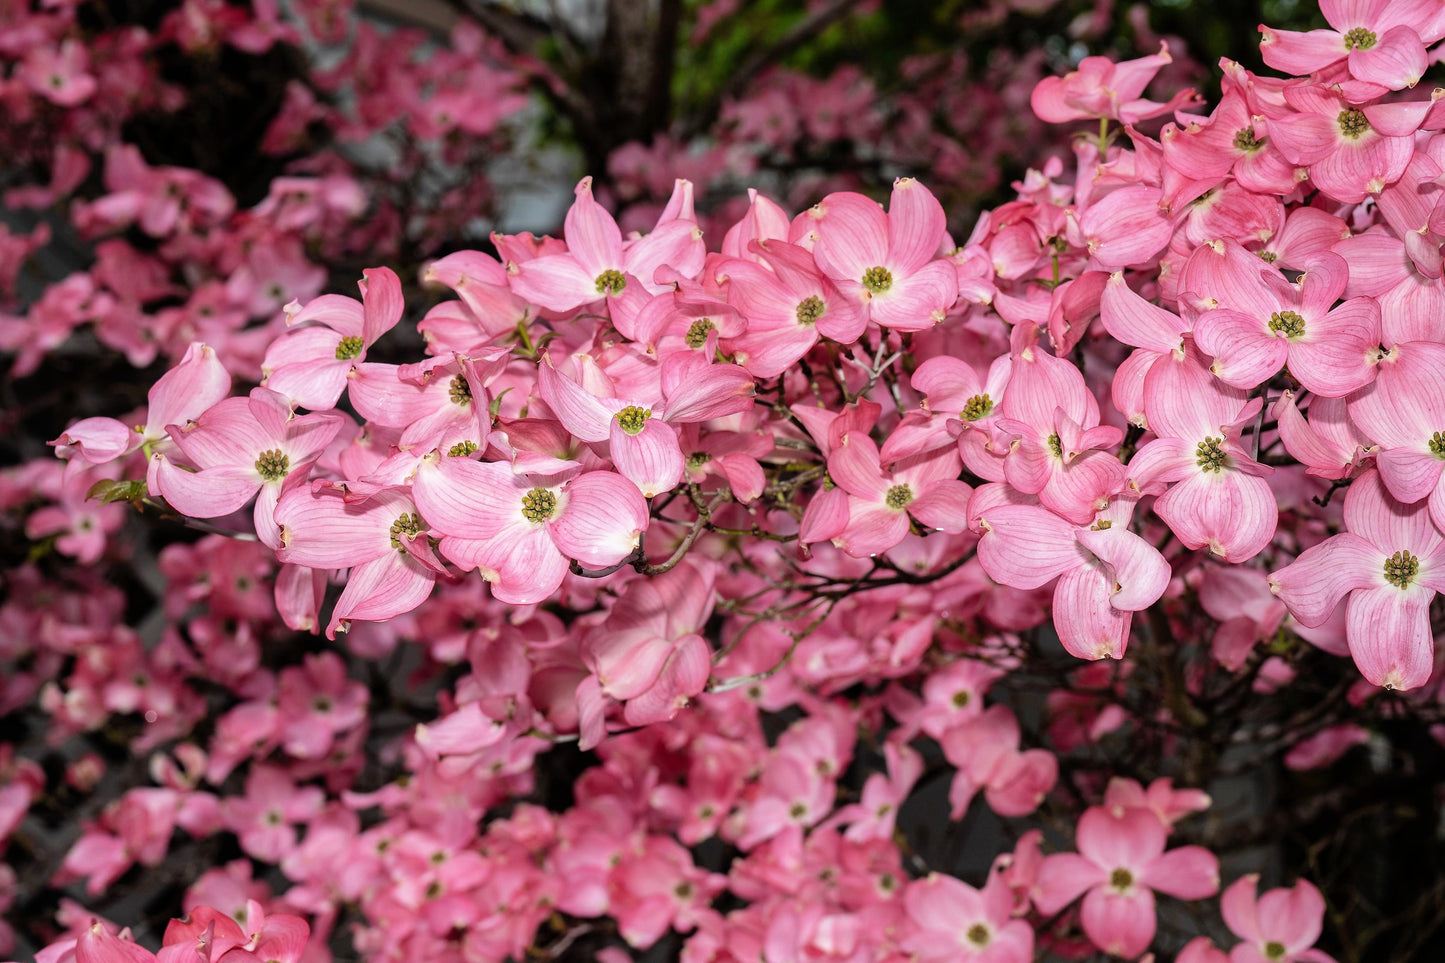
[1384,550,1419,589]
[389,512,423,551]
[1338,108,1370,140]
[685,317,716,348]
[521,487,558,523]
[335,336,365,360]
[594,269,626,296]
[1048,433,1064,459]
[254,448,290,481]
[1343,27,1377,50]
[965,923,991,948]
[1196,436,1227,473]
[686,451,712,470]
[885,483,913,510]
[1109,867,1134,891]
[1429,431,1445,459]
[961,393,994,421]
[951,690,970,708]
[1264,942,1287,960]
[1233,126,1262,152]
[448,440,479,457]
[448,375,471,406]
[796,295,825,326]
[861,265,893,293]
[1259,250,1279,263]
[615,405,651,435]
[1269,310,1305,338]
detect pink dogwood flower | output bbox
[808,178,959,330]
[1270,469,1445,690]
[148,387,346,548]
[262,266,404,410]
[274,485,442,638]
[1220,874,1338,963]
[509,177,704,336]
[1260,1,1436,92]
[1130,341,1277,562]
[825,430,972,558]
[1030,43,1196,125]
[974,487,1171,660]
[1191,245,1379,397]
[411,453,649,605]
[903,870,1034,962]
[1033,804,1220,959]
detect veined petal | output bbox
[151,457,258,519]
[886,178,948,273]
[975,502,1082,589]
[1194,309,1286,389]
[828,431,888,499]
[610,417,684,498]
[1153,470,1277,562]
[537,363,613,443]
[1347,585,1434,690]
[1053,565,1129,660]
[550,470,648,568]
[1269,532,1380,627]
[564,176,624,277]
[510,254,604,314]
[812,192,889,281]
[326,551,435,639]
[1100,272,1189,354]
[1076,525,1170,611]
[360,266,403,346]
[835,499,911,558]
[412,455,528,538]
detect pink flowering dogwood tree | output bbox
[7,0,1445,961]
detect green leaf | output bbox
[86,479,148,506]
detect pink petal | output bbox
[812,192,889,281]
[1139,845,1219,899]
[360,267,403,346]
[610,417,684,497]
[1053,564,1130,660]
[1076,525,1170,611]
[327,551,435,639]
[829,431,888,499]
[510,253,604,313]
[563,176,623,277]
[1221,874,1264,943]
[1346,585,1434,689]
[1269,532,1380,627]
[975,502,1082,590]
[1080,886,1156,960]
[1257,878,1326,951]
[1193,309,1286,390]
[1031,853,1107,914]
[621,634,711,725]
[1153,469,1277,562]
[551,471,648,568]
[886,178,948,273]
